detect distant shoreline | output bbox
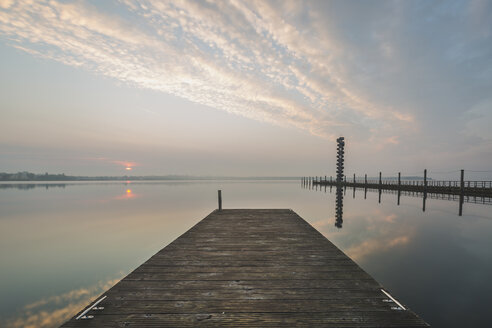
[0,172,301,182]
[1,171,431,182]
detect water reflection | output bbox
[1,180,492,328]
[301,179,345,228]
[4,275,122,328]
[113,188,138,200]
[0,183,67,190]
[335,185,343,228]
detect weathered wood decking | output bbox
[62,209,429,327]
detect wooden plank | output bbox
[61,209,429,327]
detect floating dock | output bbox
[62,209,429,327]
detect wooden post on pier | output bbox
[364,174,367,199]
[353,173,356,184]
[397,172,401,206]
[459,169,464,216]
[423,169,427,213]
[378,172,382,203]
[422,170,427,212]
[218,190,222,210]
[460,169,464,194]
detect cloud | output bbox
[0,0,13,10]
[84,157,140,169]
[0,0,417,143]
[0,0,490,157]
[111,160,138,168]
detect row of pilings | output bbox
[302,169,492,197]
[301,170,492,217]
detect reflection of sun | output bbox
[126,167,132,171]
[113,189,136,200]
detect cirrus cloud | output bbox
[0,0,417,143]
[0,0,491,160]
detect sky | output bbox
[0,0,491,178]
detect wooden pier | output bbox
[62,209,429,327]
[304,173,492,198]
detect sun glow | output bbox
[125,167,132,171]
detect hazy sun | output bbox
[125,167,132,171]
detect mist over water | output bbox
[0,180,491,327]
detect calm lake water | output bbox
[0,180,491,327]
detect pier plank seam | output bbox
[61,209,429,327]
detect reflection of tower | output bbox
[335,185,343,228]
[335,137,345,228]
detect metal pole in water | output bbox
[218,190,222,211]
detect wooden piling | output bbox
[309,168,491,198]
[422,170,426,213]
[459,169,464,216]
[460,169,464,195]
